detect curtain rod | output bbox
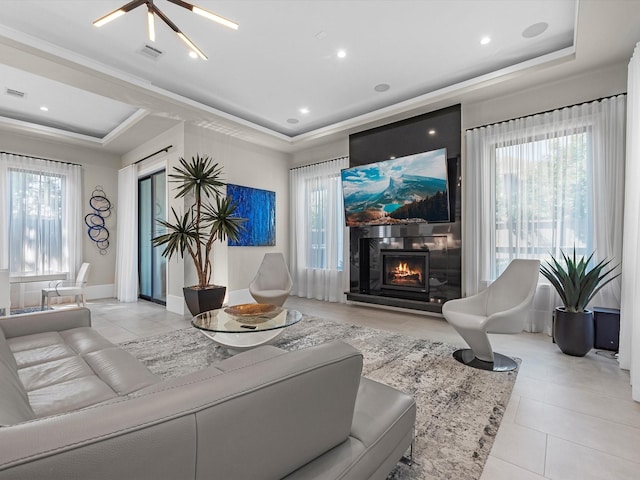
[0,151,81,167]
[134,145,172,165]
[289,155,349,171]
[466,92,627,131]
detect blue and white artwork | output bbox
[341,148,450,226]
[227,184,276,246]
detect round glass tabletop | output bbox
[191,304,302,334]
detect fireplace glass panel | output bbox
[381,250,429,293]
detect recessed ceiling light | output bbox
[522,22,549,39]
[374,83,390,92]
[480,36,491,45]
[287,118,299,124]
[337,49,346,59]
[189,51,198,59]
[299,107,310,115]
[40,106,49,112]
[428,129,436,135]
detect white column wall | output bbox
[184,124,291,295]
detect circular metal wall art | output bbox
[86,186,112,255]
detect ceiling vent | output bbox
[138,44,164,60]
[5,88,26,98]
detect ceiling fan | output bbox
[93,0,238,60]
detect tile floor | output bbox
[80,296,639,480]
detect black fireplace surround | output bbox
[346,225,460,313]
[345,105,462,313]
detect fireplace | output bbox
[380,249,429,294]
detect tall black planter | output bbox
[183,285,226,316]
[553,307,594,357]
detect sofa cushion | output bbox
[0,325,18,372]
[83,347,159,395]
[18,356,95,391]
[7,331,67,353]
[6,327,160,418]
[282,377,416,480]
[59,327,115,354]
[12,343,76,369]
[28,376,120,418]
[0,326,35,426]
[0,361,35,426]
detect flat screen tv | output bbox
[341,148,450,227]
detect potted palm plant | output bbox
[152,155,245,315]
[540,248,619,356]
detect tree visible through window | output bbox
[9,168,65,274]
[494,129,592,276]
[306,173,343,271]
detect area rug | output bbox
[120,315,518,479]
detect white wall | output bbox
[119,122,290,313]
[184,124,291,293]
[291,62,629,167]
[290,138,348,168]
[121,123,186,313]
[463,63,628,130]
[0,130,121,306]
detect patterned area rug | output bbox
[10,306,51,315]
[120,315,518,479]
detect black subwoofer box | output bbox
[593,307,620,351]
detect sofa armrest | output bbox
[0,340,363,480]
[0,308,91,339]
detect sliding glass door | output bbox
[138,170,166,304]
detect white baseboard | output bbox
[11,283,115,308]
[166,294,185,315]
[86,284,115,300]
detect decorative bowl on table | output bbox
[224,303,282,324]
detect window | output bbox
[306,173,344,271]
[494,129,592,276]
[290,157,348,302]
[0,153,82,277]
[465,96,624,331]
[9,168,65,273]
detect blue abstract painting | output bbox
[227,184,276,246]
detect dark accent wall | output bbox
[346,105,462,313]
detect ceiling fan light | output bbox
[177,32,208,60]
[192,6,238,30]
[93,9,126,27]
[147,9,156,42]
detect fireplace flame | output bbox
[389,262,422,284]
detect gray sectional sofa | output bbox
[0,307,416,479]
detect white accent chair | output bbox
[41,263,91,310]
[442,259,540,371]
[249,253,293,306]
[0,269,10,316]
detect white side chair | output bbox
[442,259,540,371]
[249,253,293,306]
[41,263,91,310]
[0,269,10,316]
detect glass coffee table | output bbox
[192,303,302,352]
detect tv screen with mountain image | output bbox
[341,148,450,227]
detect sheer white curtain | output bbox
[620,43,640,402]
[0,153,82,280]
[465,96,626,333]
[290,157,348,302]
[115,164,139,302]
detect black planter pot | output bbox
[183,285,226,316]
[553,307,594,357]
